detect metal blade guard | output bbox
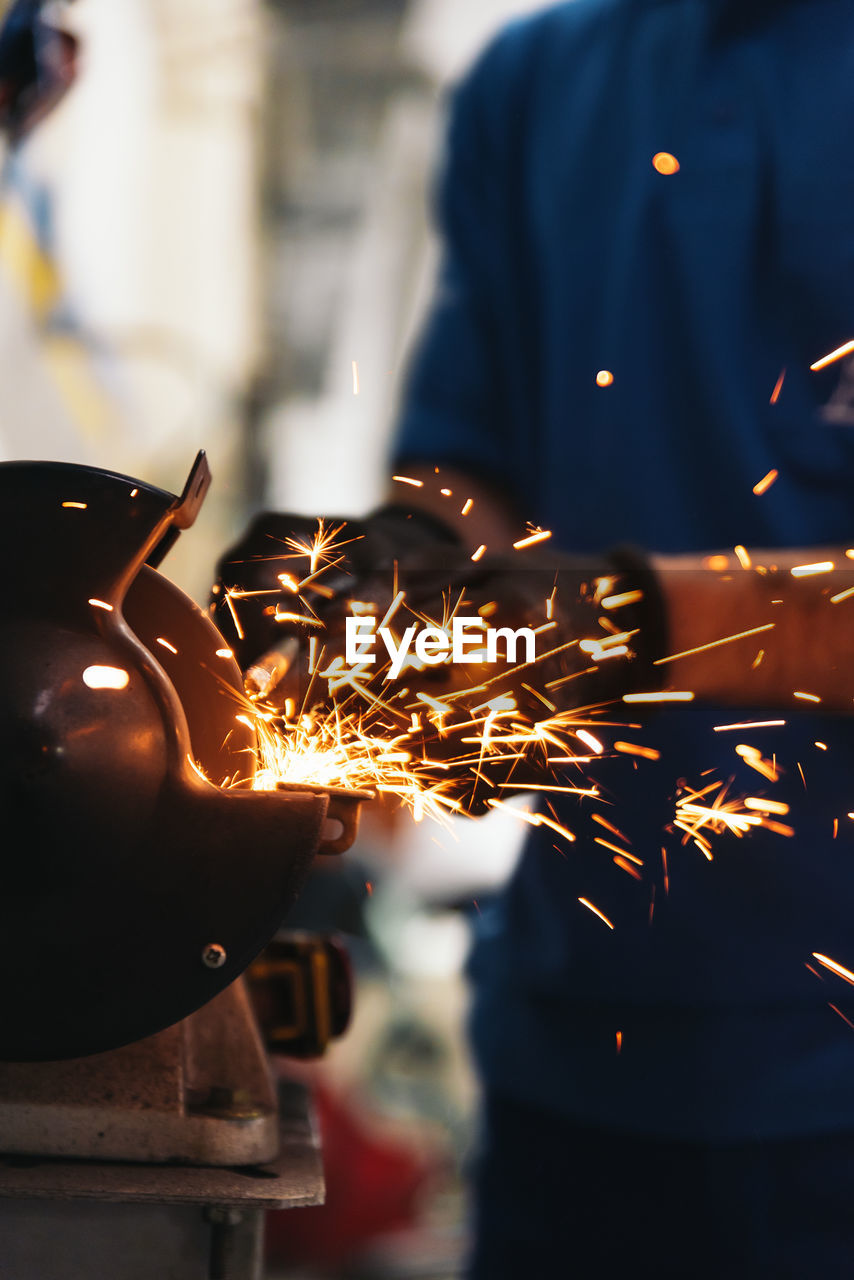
[0,454,337,1061]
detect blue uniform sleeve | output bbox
[390,51,518,489]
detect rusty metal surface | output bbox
[0,1082,323,1209]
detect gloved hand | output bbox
[213,505,668,814]
[211,503,461,695]
[350,545,669,812]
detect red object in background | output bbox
[266,1082,440,1270]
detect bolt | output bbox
[202,943,227,969]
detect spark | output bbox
[216,648,234,659]
[591,813,631,845]
[613,855,642,881]
[471,544,487,561]
[578,897,614,929]
[791,561,834,577]
[62,501,87,509]
[513,528,552,550]
[753,468,779,495]
[734,744,779,782]
[595,836,630,857]
[673,778,790,847]
[616,1031,622,1054]
[813,953,854,987]
[89,598,113,611]
[392,475,423,488]
[828,1004,854,1031]
[810,339,854,372]
[613,740,660,760]
[704,554,730,571]
[129,487,139,498]
[487,800,576,843]
[623,691,695,703]
[734,545,751,569]
[576,729,604,755]
[653,623,774,666]
[595,370,614,387]
[601,588,643,609]
[187,755,209,784]
[830,585,854,604]
[713,719,785,732]
[156,638,178,655]
[744,797,790,815]
[652,151,680,175]
[769,370,785,404]
[461,498,473,515]
[793,691,821,703]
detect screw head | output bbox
[202,943,227,969]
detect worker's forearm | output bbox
[385,464,854,711]
[653,548,854,711]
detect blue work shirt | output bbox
[392,0,854,1139]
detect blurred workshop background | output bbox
[0,1,549,1276]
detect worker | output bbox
[217,1,854,1274]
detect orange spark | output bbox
[392,475,423,488]
[88,598,113,611]
[713,719,785,732]
[744,797,790,815]
[652,151,680,175]
[601,588,643,609]
[769,370,785,404]
[813,953,854,987]
[623,691,695,703]
[791,561,834,577]
[752,468,779,496]
[613,740,661,760]
[471,544,486,561]
[578,897,614,929]
[653,622,774,666]
[591,813,631,844]
[793,691,821,703]
[156,637,178,655]
[513,529,552,550]
[734,744,779,782]
[595,370,614,387]
[62,501,87,509]
[810,339,854,372]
